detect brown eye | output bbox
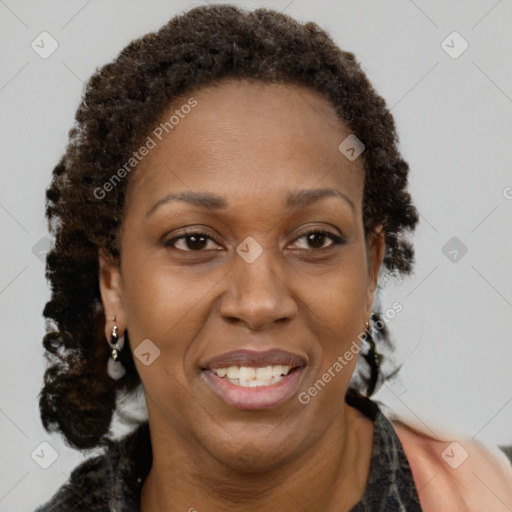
[291,229,346,250]
[163,231,220,251]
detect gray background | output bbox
[1,0,511,510]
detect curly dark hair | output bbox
[39,4,419,451]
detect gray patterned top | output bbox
[35,392,425,511]
[346,391,423,511]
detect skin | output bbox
[98,79,385,512]
[98,79,512,511]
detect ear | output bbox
[364,225,385,320]
[98,248,127,339]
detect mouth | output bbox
[200,349,307,410]
[209,364,298,387]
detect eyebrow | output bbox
[145,187,354,219]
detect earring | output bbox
[363,312,383,397]
[107,317,126,380]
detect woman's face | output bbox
[100,80,384,469]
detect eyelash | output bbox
[162,228,346,252]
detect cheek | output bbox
[304,254,368,321]
[121,260,218,411]
[300,252,368,365]
[121,254,222,363]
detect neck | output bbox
[141,402,374,512]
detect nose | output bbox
[219,248,298,331]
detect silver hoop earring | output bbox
[107,320,126,380]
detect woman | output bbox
[35,4,512,511]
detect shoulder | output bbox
[392,419,512,512]
[34,451,113,512]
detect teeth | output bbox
[239,378,273,387]
[272,365,282,377]
[281,365,291,375]
[216,368,227,378]
[212,364,294,384]
[226,366,239,379]
[238,366,256,381]
[255,366,273,380]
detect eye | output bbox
[162,228,346,252]
[290,229,346,250]
[162,230,221,252]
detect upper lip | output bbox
[202,349,307,370]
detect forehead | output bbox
[126,80,364,211]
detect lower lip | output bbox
[202,367,306,410]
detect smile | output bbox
[201,365,305,410]
[211,364,294,387]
